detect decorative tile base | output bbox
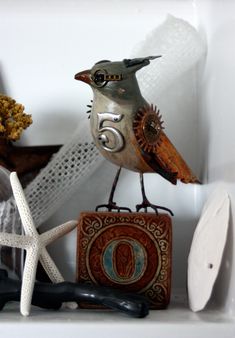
[76,212,172,309]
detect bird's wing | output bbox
[152,131,199,184]
[133,104,199,184]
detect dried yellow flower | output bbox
[0,94,32,141]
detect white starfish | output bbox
[0,172,77,316]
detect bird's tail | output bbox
[155,132,200,184]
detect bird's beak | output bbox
[74,69,91,84]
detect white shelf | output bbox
[0,301,234,338]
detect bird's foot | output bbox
[136,200,174,216]
[95,201,132,213]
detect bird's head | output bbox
[75,56,161,102]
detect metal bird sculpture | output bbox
[75,56,199,215]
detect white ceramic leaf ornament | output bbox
[187,188,230,312]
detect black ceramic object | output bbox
[0,269,149,318]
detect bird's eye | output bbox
[92,69,107,87]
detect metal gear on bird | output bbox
[75,56,199,215]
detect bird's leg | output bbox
[95,167,132,212]
[136,173,174,216]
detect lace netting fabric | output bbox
[133,15,206,101]
[0,16,206,236]
[25,119,102,227]
[0,119,102,235]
